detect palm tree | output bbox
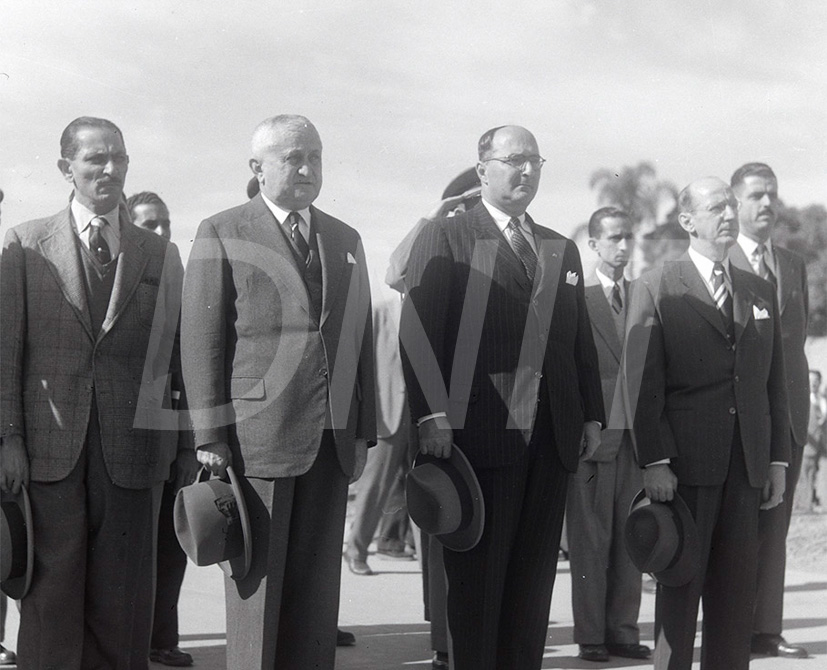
[589,161,677,234]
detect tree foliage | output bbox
[589,161,677,232]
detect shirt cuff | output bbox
[769,461,788,468]
[645,458,671,467]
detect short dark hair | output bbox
[477,126,506,160]
[730,162,776,189]
[127,191,167,215]
[588,207,631,238]
[60,117,124,160]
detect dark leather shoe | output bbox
[579,644,610,662]
[432,650,449,669]
[751,633,807,658]
[606,642,652,659]
[149,647,194,667]
[337,629,356,647]
[0,644,16,666]
[344,553,374,576]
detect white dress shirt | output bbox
[71,197,121,258]
[736,234,776,277]
[481,199,538,256]
[260,193,311,244]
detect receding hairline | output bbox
[678,177,729,214]
[477,125,537,160]
[251,115,321,157]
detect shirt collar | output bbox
[737,233,774,266]
[70,196,120,240]
[595,267,622,291]
[482,198,527,235]
[688,245,730,283]
[260,193,311,229]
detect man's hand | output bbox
[580,421,602,460]
[197,442,232,479]
[0,435,29,494]
[643,463,678,502]
[761,463,786,510]
[173,448,201,493]
[349,438,369,484]
[424,188,481,222]
[418,417,453,459]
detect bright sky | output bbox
[2,1,825,293]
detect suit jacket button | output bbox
[729,407,736,415]
[734,375,740,382]
[320,368,328,377]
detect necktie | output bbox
[611,282,623,314]
[755,243,778,289]
[712,262,733,324]
[507,218,537,283]
[287,211,310,266]
[89,217,111,264]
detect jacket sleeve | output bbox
[0,228,27,441]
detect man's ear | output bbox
[57,158,74,184]
[678,211,694,235]
[587,238,598,253]
[475,161,487,185]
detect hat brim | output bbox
[627,489,700,588]
[411,444,485,552]
[1,485,34,599]
[218,466,252,581]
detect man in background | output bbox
[728,162,809,659]
[1,117,188,669]
[567,207,649,662]
[129,191,171,240]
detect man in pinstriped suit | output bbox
[400,125,605,670]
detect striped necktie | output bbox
[287,211,310,266]
[712,262,733,324]
[89,217,112,264]
[507,217,537,283]
[611,282,623,314]
[755,243,777,289]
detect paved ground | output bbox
[3,543,824,668]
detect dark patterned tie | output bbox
[755,243,778,290]
[89,217,111,264]
[507,217,537,283]
[287,211,310,266]
[611,282,623,314]
[712,262,733,325]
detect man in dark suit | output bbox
[567,207,650,662]
[182,114,376,669]
[726,163,809,659]
[0,117,188,669]
[625,176,789,670]
[400,125,605,670]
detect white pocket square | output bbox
[566,271,579,286]
[346,252,357,265]
[753,305,770,320]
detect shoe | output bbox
[578,644,610,662]
[376,540,416,560]
[606,642,652,659]
[432,650,449,669]
[337,629,356,647]
[751,633,807,658]
[344,553,374,575]
[0,645,16,666]
[149,647,194,667]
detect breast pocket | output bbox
[133,283,160,328]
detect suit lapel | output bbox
[730,266,755,346]
[240,195,313,318]
[775,248,794,316]
[312,207,347,328]
[585,284,621,361]
[100,207,149,339]
[676,257,729,340]
[468,204,532,294]
[37,207,94,341]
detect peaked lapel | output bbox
[100,208,149,339]
[311,206,348,328]
[531,223,566,309]
[676,256,729,340]
[37,207,94,342]
[585,283,621,361]
[730,265,755,346]
[775,247,795,316]
[467,204,533,295]
[240,195,313,318]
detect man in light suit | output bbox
[726,163,809,659]
[182,115,376,669]
[400,125,605,670]
[567,207,650,662]
[0,117,188,669]
[625,176,789,670]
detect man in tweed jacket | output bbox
[0,117,189,669]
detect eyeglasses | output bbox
[482,154,546,171]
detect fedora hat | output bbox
[406,444,484,552]
[625,489,700,587]
[174,466,252,580]
[1,485,34,599]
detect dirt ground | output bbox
[787,510,827,573]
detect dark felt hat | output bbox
[625,489,700,587]
[406,444,484,552]
[174,465,252,580]
[1,485,34,599]
[442,167,481,205]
